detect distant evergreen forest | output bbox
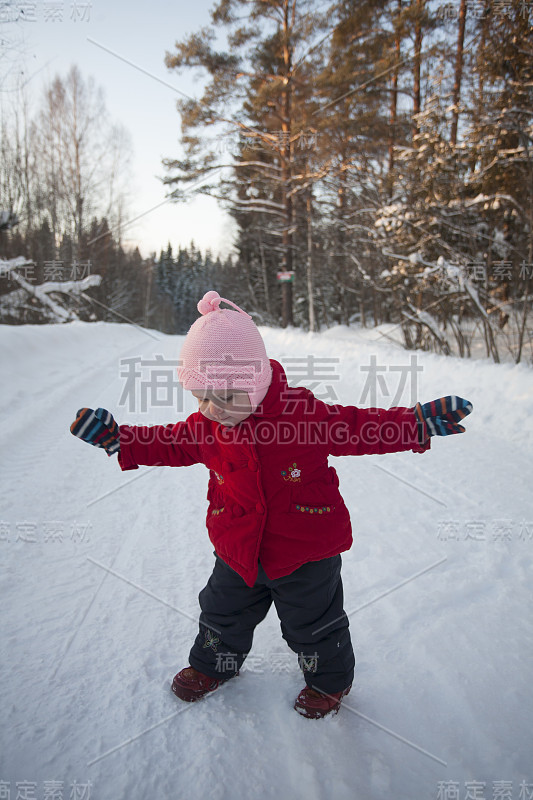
[1,1,532,362]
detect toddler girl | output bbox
[71,290,472,718]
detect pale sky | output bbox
[2,0,238,259]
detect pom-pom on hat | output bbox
[177,290,272,412]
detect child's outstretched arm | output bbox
[324,393,473,457]
[70,407,202,471]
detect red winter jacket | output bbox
[118,359,430,586]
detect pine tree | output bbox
[163,0,330,327]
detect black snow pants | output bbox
[188,553,355,694]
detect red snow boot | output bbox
[171,666,238,703]
[294,684,352,719]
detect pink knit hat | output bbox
[177,290,272,412]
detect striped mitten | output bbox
[70,407,120,456]
[414,396,473,443]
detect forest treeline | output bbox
[1,0,532,362]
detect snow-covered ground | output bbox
[1,319,532,800]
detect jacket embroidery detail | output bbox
[293,504,335,515]
[281,462,301,482]
[214,471,224,485]
[211,506,225,516]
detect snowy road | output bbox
[1,320,532,800]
